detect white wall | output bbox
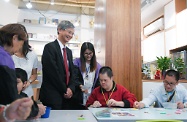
[17,9,77,23]
[17,9,94,59]
[0,0,19,25]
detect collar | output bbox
[57,39,66,50]
[161,84,176,96]
[100,81,117,93]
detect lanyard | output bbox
[101,85,116,105]
[167,90,176,102]
[85,65,90,79]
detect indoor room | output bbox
[1,0,187,122]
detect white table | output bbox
[89,107,187,122]
[16,110,97,122]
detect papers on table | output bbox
[95,108,135,118]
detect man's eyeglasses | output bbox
[163,80,177,87]
[84,52,93,56]
[65,29,74,36]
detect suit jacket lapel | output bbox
[54,40,66,69]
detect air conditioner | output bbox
[143,17,164,37]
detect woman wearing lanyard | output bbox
[73,42,102,105]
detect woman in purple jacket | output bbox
[0,24,27,105]
[73,42,101,105]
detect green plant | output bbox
[156,56,171,71]
[172,58,186,74]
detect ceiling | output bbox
[18,0,173,25]
[141,0,172,26]
[19,0,95,15]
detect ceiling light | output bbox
[50,0,54,5]
[74,21,79,27]
[26,2,32,9]
[4,0,10,2]
[146,0,156,5]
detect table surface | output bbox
[89,107,187,122]
[16,110,97,122]
[15,108,187,122]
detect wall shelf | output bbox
[19,22,57,28]
[29,38,81,44]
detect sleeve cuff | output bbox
[123,100,130,108]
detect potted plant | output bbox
[172,57,186,79]
[156,56,171,79]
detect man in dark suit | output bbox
[39,20,77,110]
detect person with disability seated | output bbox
[133,69,187,109]
[86,66,137,108]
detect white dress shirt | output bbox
[141,84,187,108]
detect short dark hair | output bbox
[0,24,27,47]
[15,68,28,83]
[164,69,180,81]
[99,66,113,78]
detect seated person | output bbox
[16,68,45,119]
[133,69,187,109]
[86,66,137,108]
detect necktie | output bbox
[63,48,69,85]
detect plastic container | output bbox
[41,107,51,118]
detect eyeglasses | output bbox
[65,29,74,36]
[84,52,93,56]
[163,80,177,87]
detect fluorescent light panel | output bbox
[26,2,32,9]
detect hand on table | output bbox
[34,104,46,119]
[6,98,33,120]
[133,101,145,109]
[107,99,117,107]
[91,101,102,108]
[177,101,185,109]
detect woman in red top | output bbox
[86,66,137,108]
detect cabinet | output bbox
[142,31,165,62]
[165,28,177,56]
[176,9,187,48]
[164,0,186,30]
[164,0,176,29]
